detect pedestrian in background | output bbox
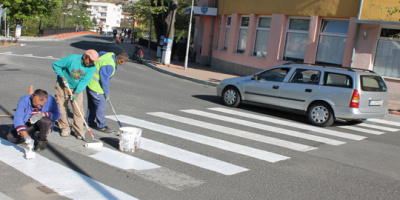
[171,37,177,60]
[86,51,128,133]
[7,89,61,151]
[52,49,99,140]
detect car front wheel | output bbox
[308,102,334,127]
[222,87,241,107]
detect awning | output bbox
[355,19,400,26]
[185,6,218,16]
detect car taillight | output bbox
[349,89,360,108]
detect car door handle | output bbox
[305,89,312,93]
[272,85,279,89]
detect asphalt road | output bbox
[0,35,400,200]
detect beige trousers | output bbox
[55,82,85,137]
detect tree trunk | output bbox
[152,0,179,44]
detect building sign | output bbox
[185,6,218,16]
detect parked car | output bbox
[216,64,388,127]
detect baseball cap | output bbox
[84,49,100,62]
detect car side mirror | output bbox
[252,75,260,81]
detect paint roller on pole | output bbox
[64,82,103,148]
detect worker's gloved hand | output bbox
[24,136,34,149]
[29,113,43,124]
[71,93,77,101]
[104,94,110,100]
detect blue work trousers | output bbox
[86,88,107,128]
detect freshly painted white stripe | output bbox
[24,54,33,56]
[338,126,385,135]
[141,138,248,175]
[181,110,346,145]
[367,118,400,127]
[90,147,160,170]
[0,138,138,200]
[148,112,345,146]
[106,115,292,162]
[357,123,399,132]
[208,107,366,141]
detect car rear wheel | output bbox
[222,87,241,107]
[308,102,334,127]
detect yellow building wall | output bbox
[361,0,400,21]
[218,0,360,18]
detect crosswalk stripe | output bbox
[141,138,248,175]
[148,112,345,146]
[105,115,290,162]
[90,147,161,170]
[181,109,346,145]
[0,138,138,200]
[208,107,366,141]
[338,126,385,135]
[368,118,400,127]
[356,123,399,132]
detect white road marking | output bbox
[90,147,160,170]
[208,107,366,141]
[0,52,59,60]
[338,126,385,135]
[368,118,400,127]
[148,112,345,146]
[356,123,399,132]
[141,138,248,175]
[0,138,138,200]
[106,115,291,162]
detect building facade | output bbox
[193,0,400,94]
[86,2,123,32]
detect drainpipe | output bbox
[350,0,364,68]
[208,0,216,66]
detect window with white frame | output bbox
[374,28,400,78]
[237,16,250,54]
[315,20,349,66]
[253,17,271,57]
[223,16,231,50]
[283,18,310,62]
[215,17,221,49]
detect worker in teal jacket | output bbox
[52,49,99,140]
[7,89,61,151]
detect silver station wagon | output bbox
[217,64,388,127]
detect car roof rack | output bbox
[286,63,377,74]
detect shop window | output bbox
[223,16,231,51]
[283,18,310,63]
[374,28,400,78]
[237,16,249,54]
[253,17,271,57]
[315,20,349,66]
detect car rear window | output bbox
[360,75,387,92]
[324,72,352,88]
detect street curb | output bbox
[0,43,21,49]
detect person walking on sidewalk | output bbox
[52,49,100,140]
[7,89,61,151]
[86,51,128,133]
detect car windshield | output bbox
[361,75,387,92]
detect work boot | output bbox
[89,123,97,129]
[61,131,70,137]
[34,141,47,151]
[98,126,113,133]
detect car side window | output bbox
[289,69,321,84]
[258,68,290,82]
[324,72,352,88]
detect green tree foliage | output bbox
[1,0,61,24]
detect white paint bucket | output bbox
[119,127,142,153]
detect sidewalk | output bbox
[7,33,400,120]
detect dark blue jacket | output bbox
[11,94,61,132]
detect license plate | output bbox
[369,100,383,106]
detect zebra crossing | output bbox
[104,107,400,175]
[1,107,399,198]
